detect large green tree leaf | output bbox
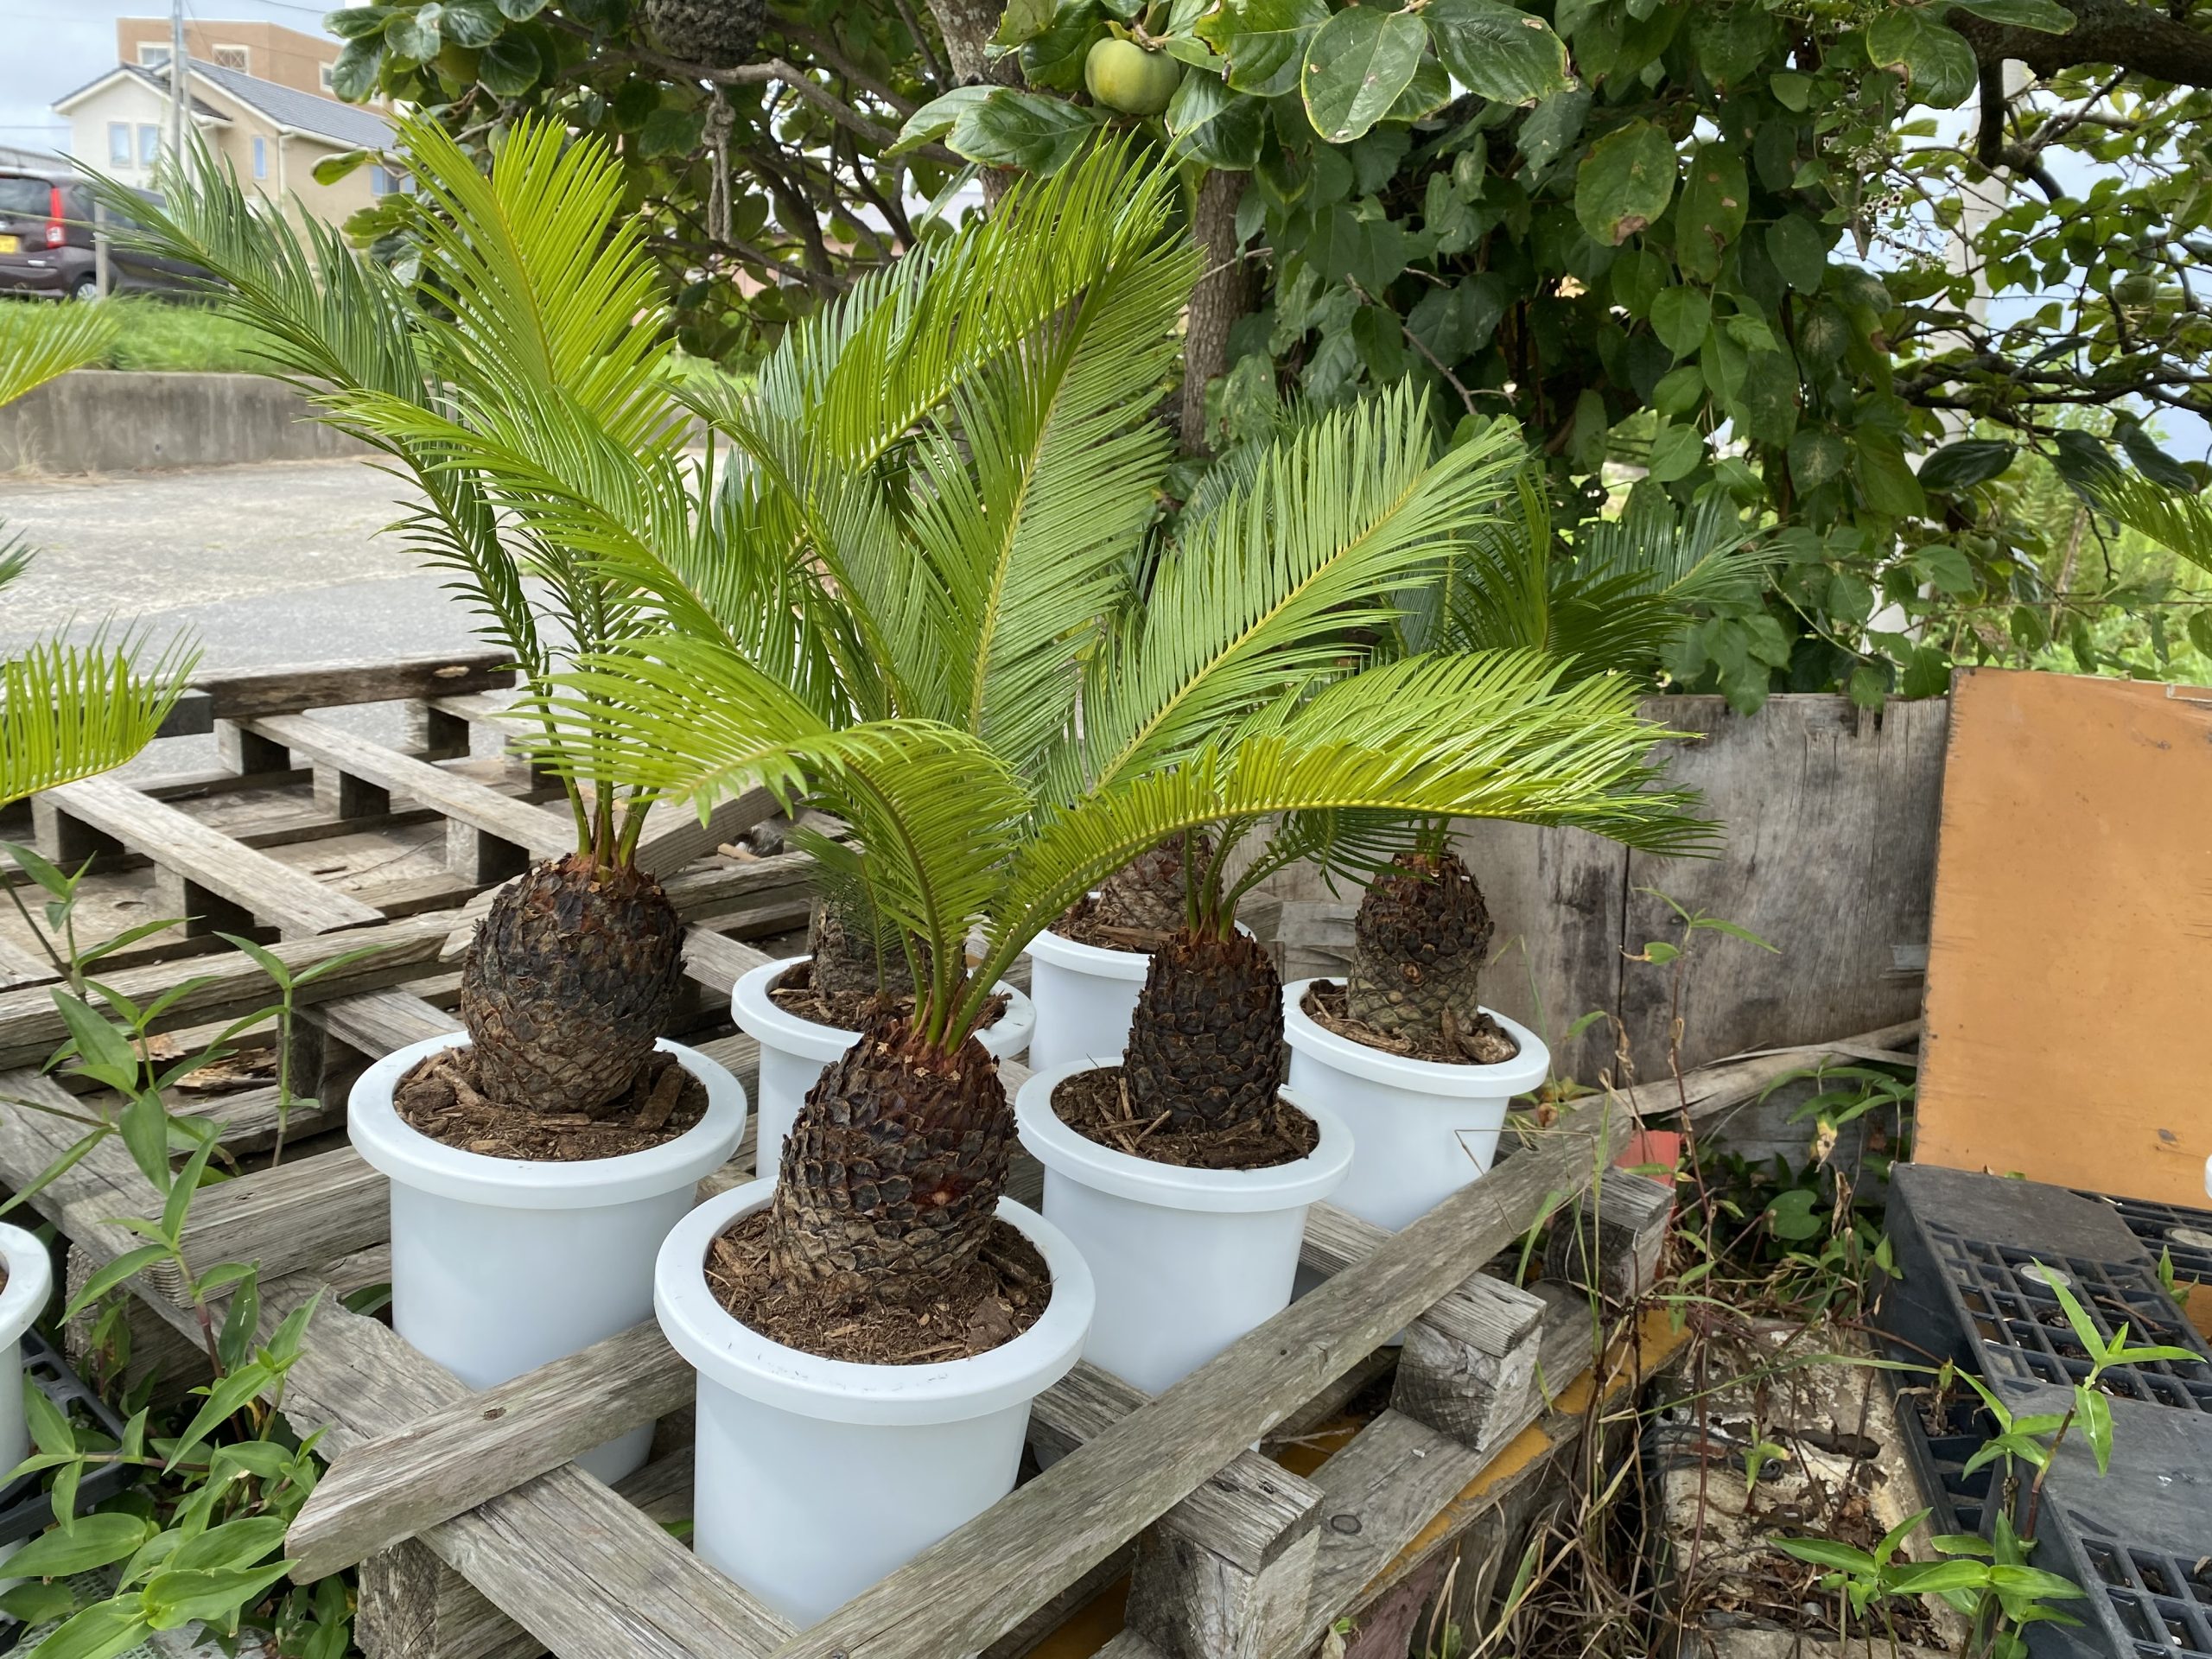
[1302,4,1429,144]
[1424,0,1571,105]
[1198,0,1330,96]
[1574,119,1677,245]
[1675,141,1747,282]
[1865,9,1978,107]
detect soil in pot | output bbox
[1051,1065,1318,1171]
[767,958,1009,1038]
[394,1046,708,1160]
[706,1212,1050,1365]
[1049,894,1166,953]
[1300,978,1521,1065]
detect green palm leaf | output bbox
[0,630,197,810]
[0,302,117,407]
[2098,474,2212,577]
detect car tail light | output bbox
[43,184,63,247]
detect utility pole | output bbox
[168,0,188,180]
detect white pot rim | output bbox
[656,1178,1093,1426]
[1282,978,1553,1096]
[731,956,1035,1064]
[0,1224,52,1347]
[348,1034,747,1210]
[1022,920,1152,982]
[1014,1060,1354,1213]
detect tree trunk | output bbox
[924,0,1020,85]
[1180,168,1255,455]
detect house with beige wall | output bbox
[112,17,347,100]
[52,57,395,228]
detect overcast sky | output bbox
[0,0,339,157]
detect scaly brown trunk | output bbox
[1124,927,1287,1133]
[1345,851,1495,1045]
[1180,168,1255,454]
[770,1013,1012,1308]
[461,855,684,1114]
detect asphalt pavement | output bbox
[0,455,499,773]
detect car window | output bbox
[0,176,50,219]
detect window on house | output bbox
[370,164,398,196]
[251,136,267,179]
[108,123,131,167]
[137,43,170,68]
[213,45,249,71]
[138,125,161,167]
[319,62,335,91]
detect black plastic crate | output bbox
[1878,1166,2212,1412]
[1884,1359,1996,1538]
[2016,1382,2212,1659]
[0,1326,136,1549]
[2073,1190,2212,1290]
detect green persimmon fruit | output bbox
[1084,37,1182,116]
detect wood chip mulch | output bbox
[706,1211,1050,1365]
[1300,980,1522,1066]
[766,960,1008,1035]
[1051,1065,1319,1172]
[394,1046,708,1162]
[1048,895,1169,954]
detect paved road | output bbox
[0,456,498,773]
[0,456,476,658]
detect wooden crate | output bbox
[0,655,1921,1659]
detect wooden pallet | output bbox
[0,654,1922,1659]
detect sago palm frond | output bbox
[0,301,117,407]
[0,631,197,810]
[1065,387,1524,801]
[1402,476,1771,682]
[2098,473,2212,578]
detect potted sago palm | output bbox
[1281,486,1769,1229]
[0,298,190,1517]
[105,120,749,1481]
[539,340,1702,1636]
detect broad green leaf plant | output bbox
[0,302,194,810]
[0,856,367,1658]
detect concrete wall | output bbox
[0,371,365,473]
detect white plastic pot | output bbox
[1022,920,1150,1073]
[730,956,1034,1179]
[1023,918,1255,1074]
[656,1179,1092,1628]
[1015,1062,1352,1395]
[350,1034,746,1484]
[0,1224,52,1582]
[1282,979,1550,1232]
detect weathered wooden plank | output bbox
[635,787,779,878]
[170,1148,386,1301]
[245,715,574,861]
[681,926,775,999]
[39,776,381,938]
[321,989,461,1056]
[286,1321,692,1582]
[195,652,517,721]
[1611,694,1947,1080]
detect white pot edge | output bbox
[0,1224,51,1349]
[1014,1061,1354,1215]
[348,1034,748,1211]
[1281,978,1553,1098]
[731,956,1037,1063]
[1020,920,1152,983]
[655,1178,1093,1427]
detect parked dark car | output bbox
[0,168,209,302]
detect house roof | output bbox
[54,60,392,151]
[53,64,228,124]
[187,60,392,149]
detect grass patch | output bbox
[94,296,270,373]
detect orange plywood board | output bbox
[1916,668,2212,1205]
